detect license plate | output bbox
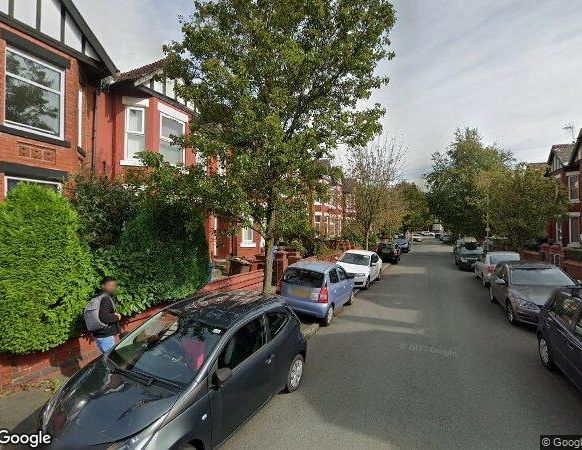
[291,287,311,299]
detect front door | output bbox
[209,316,273,446]
[492,265,508,304]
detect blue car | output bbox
[280,261,355,326]
[395,238,410,253]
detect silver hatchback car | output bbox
[474,251,520,287]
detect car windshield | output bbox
[460,247,483,256]
[283,268,324,288]
[108,310,224,386]
[340,253,370,266]
[510,267,575,286]
[490,254,520,265]
[395,239,408,245]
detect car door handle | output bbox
[265,354,276,365]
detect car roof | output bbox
[170,291,283,329]
[288,260,336,272]
[503,261,555,269]
[344,249,375,256]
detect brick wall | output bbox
[0,269,265,394]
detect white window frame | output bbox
[77,89,83,148]
[159,112,185,166]
[4,46,65,139]
[241,219,256,248]
[567,173,579,202]
[4,175,61,195]
[123,106,145,164]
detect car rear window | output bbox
[490,254,520,265]
[283,268,324,288]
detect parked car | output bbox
[441,234,452,244]
[412,233,423,242]
[420,231,435,237]
[39,292,307,450]
[537,287,582,392]
[281,261,354,326]
[376,242,401,263]
[474,251,521,287]
[394,238,410,253]
[453,236,477,257]
[455,245,484,270]
[489,261,577,326]
[337,250,382,289]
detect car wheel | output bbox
[346,290,355,305]
[284,354,305,393]
[489,287,496,303]
[393,258,399,265]
[538,336,556,371]
[322,305,334,326]
[506,300,518,325]
[375,270,381,281]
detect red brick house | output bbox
[546,142,580,246]
[0,0,116,200]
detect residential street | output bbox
[223,240,582,450]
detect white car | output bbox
[420,231,435,237]
[411,233,423,242]
[336,250,382,289]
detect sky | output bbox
[75,0,582,181]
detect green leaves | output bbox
[0,184,95,354]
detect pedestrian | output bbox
[83,276,122,354]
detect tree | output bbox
[425,128,513,237]
[476,165,568,251]
[348,136,405,249]
[396,182,432,233]
[164,0,396,292]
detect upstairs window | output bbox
[569,174,579,201]
[159,114,185,165]
[125,107,145,161]
[5,47,64,138]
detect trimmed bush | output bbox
[0,184,95,354]
[566,248,582,263]
[93,201,209,316]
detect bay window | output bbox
[159,114,185,165]
[5,47,64,138]
[125,107,145,161]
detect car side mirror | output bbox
[494,278,506,286]
[213,367,233,389]
[371,262,377,267]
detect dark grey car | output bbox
[39,292,307,449]
[537,287,582,392]
[489,261,577,326]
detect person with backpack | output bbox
[84,276,122,354]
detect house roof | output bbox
[547,143,574,167]
[112,58,167,84]
[569,128,582,166]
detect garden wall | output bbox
[0,270,265,393]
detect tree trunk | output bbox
[365,229,370,250]
[262,207,276,294]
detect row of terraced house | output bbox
[0,0,355,260]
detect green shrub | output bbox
[65,171,134,249]
[93,201,209,316]
[0,184,95,354]
[566,248,582,262]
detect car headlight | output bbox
[515,298,539,310]
[107,415,166,450]
[354,273,366,277]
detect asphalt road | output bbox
[223,240,582,450]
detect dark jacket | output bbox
[92,293,121,338]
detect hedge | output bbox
[0,184,95,354]
[92,201,209,316]
[566,247,582,263]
